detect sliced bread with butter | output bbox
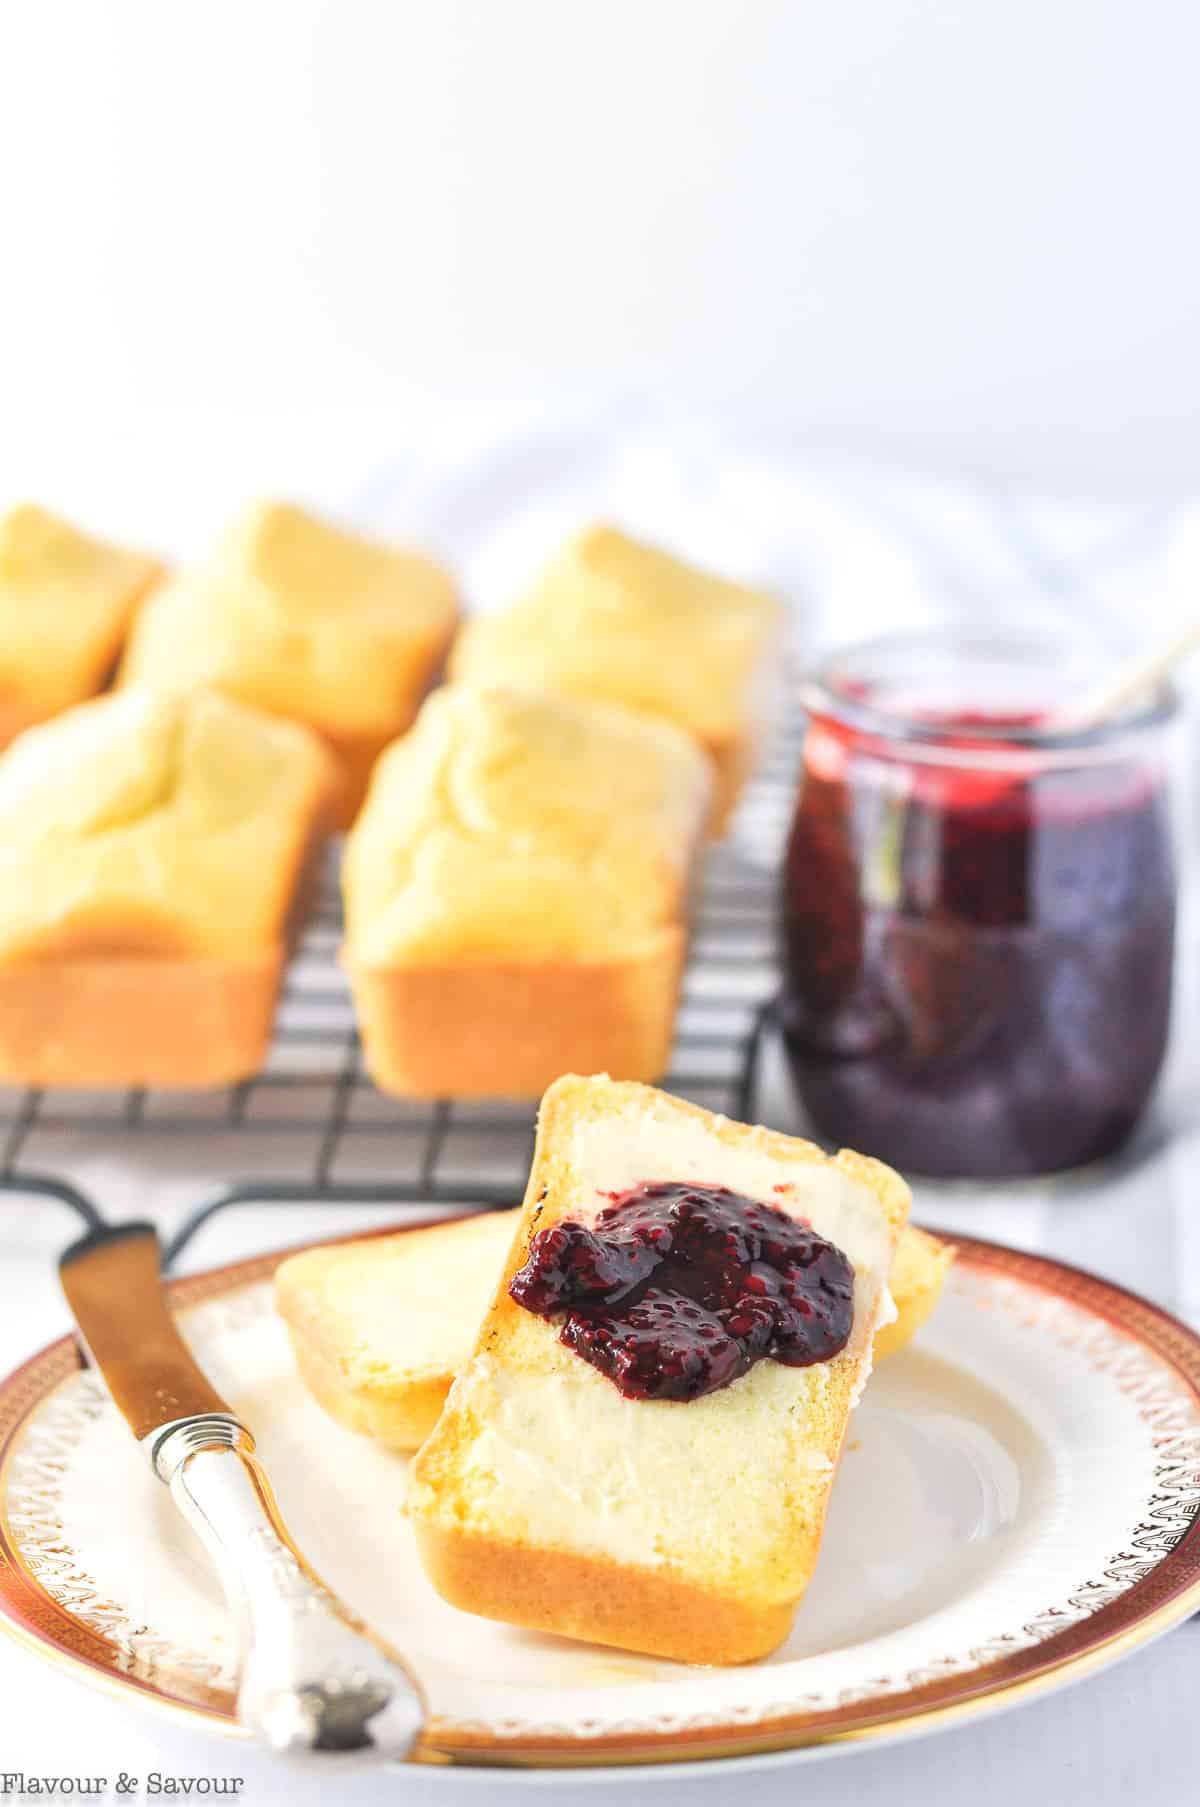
[406,1075,909,1664]
[276,1210,951,1452]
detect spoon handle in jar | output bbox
[1062,620,1200,731]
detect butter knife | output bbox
[59,1221,426,1761]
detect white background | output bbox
[2,0,1199,499]
[2,5,1200,1802]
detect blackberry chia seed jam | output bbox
[780,633,1178,1178]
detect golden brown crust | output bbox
[413,1520,796,1666]
[0,951,283,1087]
[345,932,686,1098]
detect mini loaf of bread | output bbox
[408,1076,909,1665]
[0,688,334,1087]
[120,501,458,826]
[449,525,782,831]
[0,503,162,746]
[342,687,712,1097]
[275,1210,952,1452]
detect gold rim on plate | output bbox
[1,1227,1199,1770]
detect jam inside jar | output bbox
[780,633,1179,1178]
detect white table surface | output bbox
[2,417,1199,1802]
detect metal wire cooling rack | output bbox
[0,716,801,1269]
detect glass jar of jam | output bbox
[779,632,1179,1178]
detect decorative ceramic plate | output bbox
[1,1228,1199,1774]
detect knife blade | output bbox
[60,1221,426,1761]
[60,1221,230,1438]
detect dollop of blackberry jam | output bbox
[508,1182,855,1402]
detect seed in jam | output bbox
[508,1182,855,1401]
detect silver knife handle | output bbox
[149,1414,425,1760]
